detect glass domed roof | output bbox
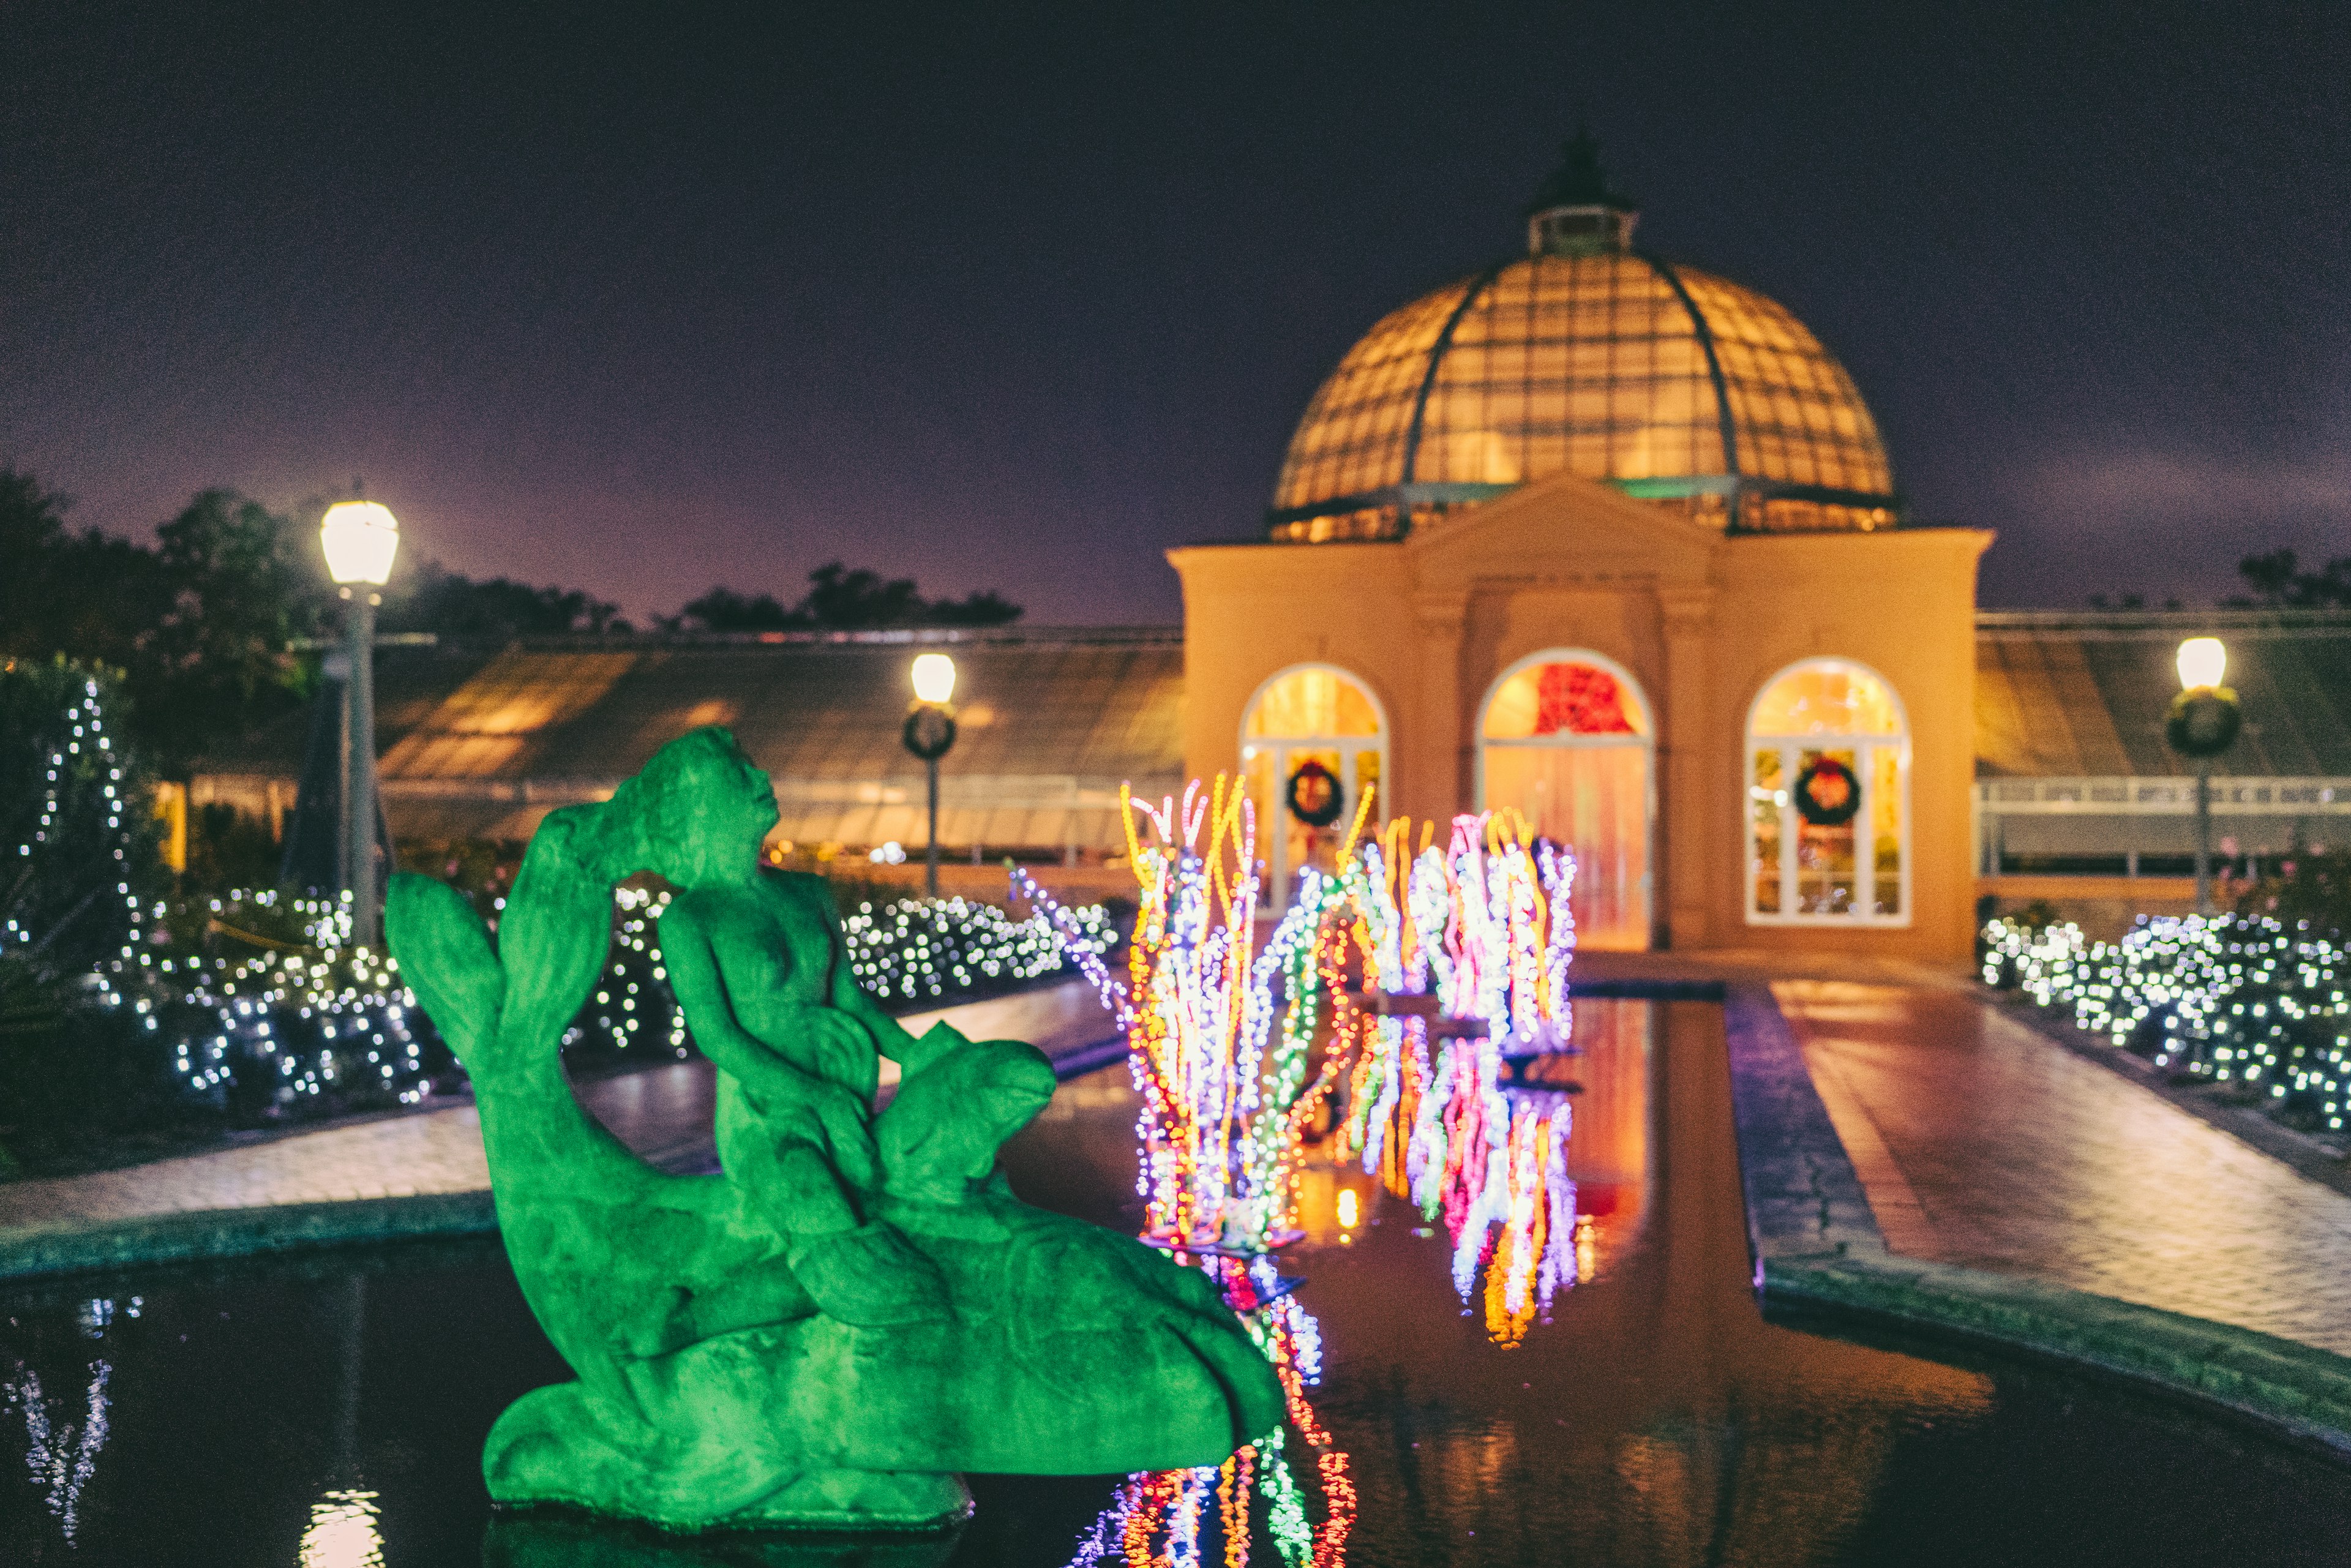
[1270,133,1899,542]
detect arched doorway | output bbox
[1240,665,1387,907]
[1477,651,1654,950]
[1746,658,1910,924]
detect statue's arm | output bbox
[814,892,958,1073]
[661,898,860,1114]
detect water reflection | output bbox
[481,1511,960,1566]
[2,997,2345,1562]
[1065,1257,1350,1567]
[4,1357,111,1544]
[1333,994,1651,1345]
[300,1488,386,1567]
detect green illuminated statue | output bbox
[386,729,1281,1534]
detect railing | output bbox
[1974,776,2351,816]
[1973,776,2351,878]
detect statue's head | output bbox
[605,727,779,887]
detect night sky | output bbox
[4,2,2345,625]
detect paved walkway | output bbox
[1773,977,2351,1357]
[15,950,2351,1373]
[0,980,1116,1244]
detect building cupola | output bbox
[1525,126,1638,257]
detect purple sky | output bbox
[5,2,2347,624]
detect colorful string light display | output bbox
[1108,776,1367,1255]
[1065,1255,1349,1568]
[1039,784,1585,1565]
[1986,913,2350,1130]
[1325,812,1581,1346]
[1035,779,1357,1566]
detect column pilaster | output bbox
[1411,591,1471,820]
[1657,587,1715,950]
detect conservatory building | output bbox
[182,138,2351,965]
[1174,135,1988,960]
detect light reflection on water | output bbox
[5,1356,110,1544]
[3,1291,129,1545]
[299,1489,386,1567]
[1327,994,1653,1348]
[1065,994,1654,1564]
[4,1001,2351,1562]
[1065,1258,1349,1567]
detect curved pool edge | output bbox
[1763,1248,2351,1460]
[1721,977,2351,1459]
[0,1190,499,1283]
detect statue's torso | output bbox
[695,872,880,1103]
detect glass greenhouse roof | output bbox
[1270,252,1897,542]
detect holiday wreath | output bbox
[1793,756,1862,828]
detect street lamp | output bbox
[320,499,400,945]
[2165,636,2240,917]
[902,653,958,899]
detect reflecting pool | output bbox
[6,999,2351,1565]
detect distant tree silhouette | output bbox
[1,467,642,771]
[0,468,169,678]
[801,563,927,629]
[382,560,628,637]
[667,562,1022,632]
[2233,549,2351,609]
[926,587,1024,628]
[671,586,801,632]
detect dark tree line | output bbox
[2,475,330,775]
[2086,548,2351,612]
[1,473,628,773]
[668,562,1021,632]
[2232,549,2351,610]
[383,559,631,639]
[1,467,1022,775]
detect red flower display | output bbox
[1534,663,1633,737]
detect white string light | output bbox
[1987,913,2350,1130]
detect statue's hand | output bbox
[804,1006,885,1098]
[384,873,503,1067]
[789,1221,950,1327]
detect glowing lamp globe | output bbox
[910,653,957,705]
[320,500,401,586]
[2176,637,2227,692]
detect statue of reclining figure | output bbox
[386,727,1281,1534]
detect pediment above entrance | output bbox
[1403,467,1717,593]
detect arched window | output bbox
[1240,665,1386,906]
[1479,652,1654,950]
[1746,659,1908,925]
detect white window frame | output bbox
[1743,656,1912,928]
[1239,662,1390,907]
[1473,648,1657,937]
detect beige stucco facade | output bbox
[1171,469,1992,960]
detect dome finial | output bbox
[1526,123,1638,257]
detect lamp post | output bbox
[902,653,958,899]
[319,499,400,945]
[2165,636,2240,917]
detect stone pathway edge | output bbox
[1723,980,2351,1459]
[0,1191,500,1283]
[0,988,1126,1285]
